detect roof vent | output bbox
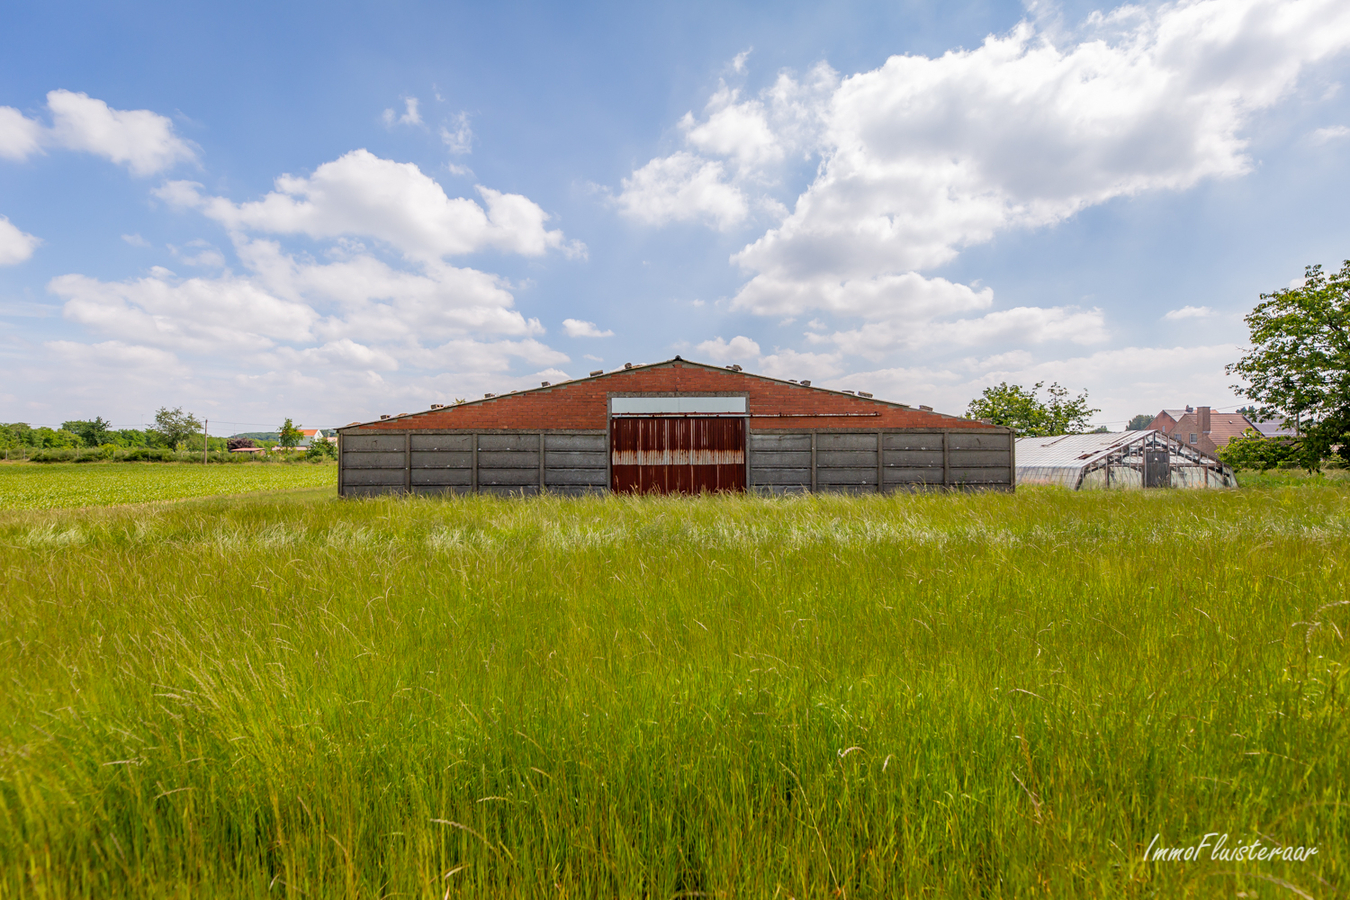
[624,362,633,369]
[842,390,856,395]
[430,403,444,409]
[800,380,810,387]
[920,404,933,412]
[379,414,390,420]
[858,391,873,399]
[484,393,495,399]
[541,381,550,387]
[589,369,603,376]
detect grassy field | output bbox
[1,484,1347,897]
[0,461,336,510]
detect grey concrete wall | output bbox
[340,431,607,497]
[748,430,1014,494]
[339,427,1014,497]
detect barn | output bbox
[336,358,1015,496]
[1015,430,1237,490]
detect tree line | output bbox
[2,409,335,461]
[0,409,223,452]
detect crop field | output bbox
[1,484,1348,897]
[0,462,337,510]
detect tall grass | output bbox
[1,486,1347,897]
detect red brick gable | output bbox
[345,359,1002,433]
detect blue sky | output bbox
[3,0,1349,433]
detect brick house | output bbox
[1146,406,1255,456]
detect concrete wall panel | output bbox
[411,434,472,451]
[343,434,406,453]
[342,451,405,469]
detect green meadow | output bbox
[0,462,337,511]
[1,478,1347,897]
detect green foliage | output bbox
[61,416,113,447]
[965,381,1099,436]
[278,417,303,448]
[1228,261,1350,468]
[304,436,336,461]
[151,407,203,450]
[0,490,1346,895]
[1127,413,1153,431]
[0,423,82,450]
[113,428,153,448]
[1218,428,1299,471]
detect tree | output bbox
[227,437,256,451]
[278,418,303,448]
[1218,428,1296,472]
[62,416,113,447]
[152,407,202,450]
[306,437,336,461]
[1127,413,1154,431]
[1227,261,1350,468]
[965,382,1099,437]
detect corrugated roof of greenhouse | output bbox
[1015,431,1153,469]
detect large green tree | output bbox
[1227,261,1350,467]
[965,382,1099,437]
[152,407,202,450]
[278,418,303,448]
[62,416,112,447]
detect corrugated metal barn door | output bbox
[610,417,746,494]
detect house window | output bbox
[1190,433,1198,443]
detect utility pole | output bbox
[203,418,209,464]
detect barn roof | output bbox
[340,357,1005,433]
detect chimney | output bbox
[1197,406,1211,435]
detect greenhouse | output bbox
[1015,430,1236,490]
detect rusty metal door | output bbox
[610,417,746,494]
[1144,448,1170,488]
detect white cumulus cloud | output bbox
[562,318,614,338]
[1309,124,1350,143]
[695,335,762,362]
[158,149,583,261]
[615,152,748,231]
[0,91,196,175]
[1163,305,1216,320]
[0,106,44,161]
[0,215,40,265]
[46,90,196,175]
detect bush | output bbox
[122,448,174,462]
[22,447,302,465]
[1218,429,1301,471]
[306,439,337,462]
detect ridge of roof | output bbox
[343,357,971,429]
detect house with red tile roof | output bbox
[1146,406,1255,457]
